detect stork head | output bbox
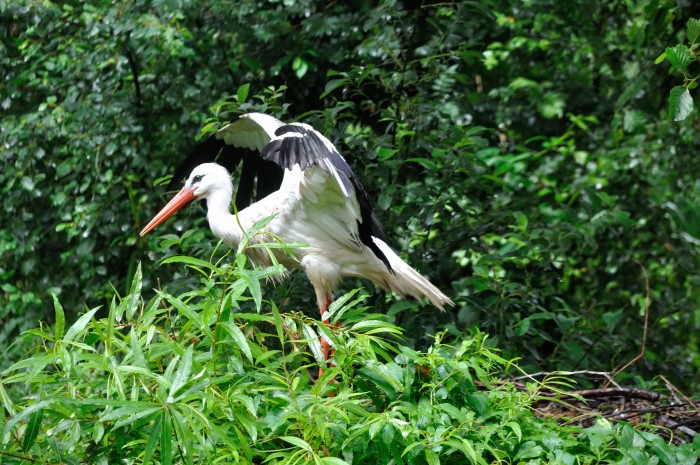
[140,163,232,237]
[184,163,233,199]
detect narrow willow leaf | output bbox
[64,307,100,342]
[2,399,53,438]
[130,327,146,368]
[302,323,324,363]
[0,383,16,416]
[270,301,285,342]
[51,293,65,341]
[249,213,277,233]
[168,408,194,465]
[22,408,42,451]
[126,263,142,320]
[185,404,243,460]
[111,407,162,430]
[669,86,694,121]
[142,411,162,465]
[159,291,208,337]
[237,269,262,311]
[161,410,173,465]
[280,435,313,452]
[169,345,193,400]
[160,255,217,272]
[321,458,351,465]
[350,320,403,335]
[234,312,275,322]
[325,288,361,321]
[220,321,253,361]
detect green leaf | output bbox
[514,440,545,460]
[237,82,250,103]
[280,435,313,452]
[236,269,262,311]
[126,262,142,320]
[159,291,208,337]
[22,407,42,451]
[169,345,193,400]
[292,56,309,79]
[142,411,162,465]
[514,211,528,231]
[64,307,100,342]
[665,45,692,73]
[406,157,438,171]
[220,321,253,361]
[302,323,324,364]
[425,449,440,465]
[669,86,694,121]
[444,438,482,465]
[357,362,403,399]
[160,255,217,272]
[2,399,54,439]
[320,78,347,99]
[161,410,173,465]
[686,18,700,45]
[51,293,65,340]
[321,458,351,465]
[377,146,398,160]
[130,326,146,368]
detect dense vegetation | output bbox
[1,0,699,463]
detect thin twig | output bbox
[563,387,661,402]
[610,259,650,382]
[0,450,54,464]
[660,374,699,411]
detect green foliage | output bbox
[2,258,697,464]
[658,18,700,121]
[2,0,700,408]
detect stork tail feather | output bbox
[372,238,453,311]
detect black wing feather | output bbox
[261,124,391,271]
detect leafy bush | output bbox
[2,0,700,403]
[2,253,698,464]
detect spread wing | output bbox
[262,123,390,270]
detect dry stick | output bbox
[660,374,700,411]
[562,387,661,401]
[0,450,54,464]
[609,259,650,384]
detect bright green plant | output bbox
[2,239,698,463]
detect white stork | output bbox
[140,113,453,366]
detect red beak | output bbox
[140,188,198,236]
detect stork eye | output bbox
[192,174,204,184]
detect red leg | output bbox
[318,296,333,378]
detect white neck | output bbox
[205,190,244,246]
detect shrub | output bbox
[2,249,697,464]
